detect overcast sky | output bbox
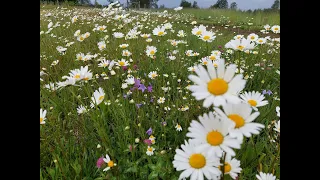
[92,0,275,10]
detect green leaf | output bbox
[148,164,157,171]
[124,166,138,173]
[148,171,158,179]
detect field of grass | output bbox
[40,3,280,180]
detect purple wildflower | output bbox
[147,85,153,92]
[262,90,267,95]
[162,121,167,126]
[122,66,128,71]
[146,127,152,135]
[136,103,143,108]
[138,84,147,92]
[144,139,152,146]
[96,157,105,168]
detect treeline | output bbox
[40,0,92,5]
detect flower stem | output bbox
[220,152,226,180]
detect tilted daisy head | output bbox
[214,103,265,142]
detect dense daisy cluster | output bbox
[172,56,270,179]
[40,2,279,179]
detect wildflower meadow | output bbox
[40,2,280,179]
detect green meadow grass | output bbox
[40,5,280,180]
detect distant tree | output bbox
[180,0,192,8]
[271,0,280,9]
[130,0,158,8]
[159,4,165,8]
[78,0,91,5]
[192,1,199,8]
[230,2,237,9]
[211,0,228,9]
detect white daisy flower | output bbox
[240,91,268,111]
[148,71,158,79]
[40,108,47,124]
[116,59,129,67]
[77,105,88,114]
[273,120,280,133]
[173,140,221,180]
[271,25,280,34]
[119,44,129,48]
[146,146,155,156]
[157,97,165,104]
[122,50,132,57]
[200,31,216,42]
[247,33,259,42]
[256,172,276,180]
[175,124,182,131]
[113,32,124,38]
[225,38,256,51]
[146,46,157,57]
[192,24,207,36]
[97,41,106,51]
[214,103,265,141]
[218,154,242,179]
[188,59,246,107]
[276,106,280,117]
[103,154,117,172]
[125,77,135,85]
[152,26,167,36]
[187,111,241,157]
[90,87,105,108]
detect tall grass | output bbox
[40,5,280,179]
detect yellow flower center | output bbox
[248,99,257,107]
[259,40,263,43]
[100,27,104,31]
[151,74,157,78]
[158,31,164,36]
[74,74,80,79]
[148,147,153,151]
[177,125,181,128]
[250,36,255,40]
[83,77,89,81]
[150,50,155,55]
[98,95,104,101]
[189,154,206,169]
[207,131,224,146]
[119,61,125,66]
[78,56,82,60]
[40,117,44,123]
[274,28,279,31]
[101,45,105,49]
[213,63,218,67]
[228,114,245,128]
[237,45,245,51]
[203,35,210,41]
[209,56,216,60]
[203,61,208,65]
[121,45,126,48]
[196,31,202,35]
[207,78,228,95]
[218,162,231,173]
[80,36,84,41]
[124,52,128,56]
[107,160,114,167]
